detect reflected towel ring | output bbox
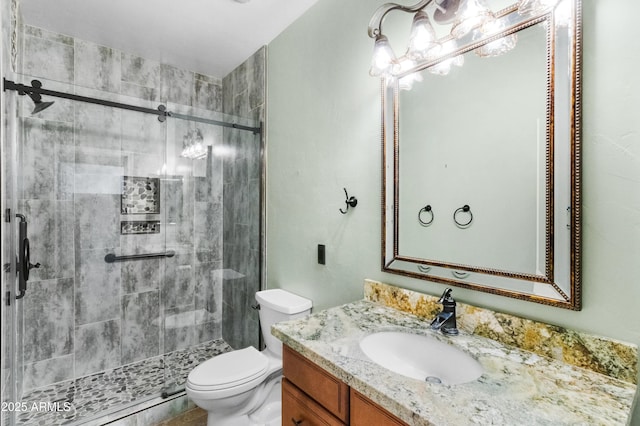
[453,205,473,228]
[417,264,432,273]
[418,205,434,226]
[452,270,470,279]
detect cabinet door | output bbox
[283,345,350,423]
[350,389,409,426]
[283,378,345,426]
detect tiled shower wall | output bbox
[221,47,265,350]
[14,24,261,394]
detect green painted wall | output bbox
[267,0,640,421]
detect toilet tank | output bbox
[255,289,312,357]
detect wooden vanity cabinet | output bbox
[350,389,408,426]
[283,345,349,424]
[282,378,345,426]
[282,345,408,426]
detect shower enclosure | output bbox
[1,16,265,426]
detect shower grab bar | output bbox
[104,250,175,263]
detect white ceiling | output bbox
[20,0,320,79]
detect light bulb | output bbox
[474,17,518,57]
[370,35,398,77]
[428,39,464,75]
[397,58,422,90]
[407,11,438,60]
[451,0,493,39]
[518,0,559,15]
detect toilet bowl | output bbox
[186,289,312,426]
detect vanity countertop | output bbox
[272,300,638,425]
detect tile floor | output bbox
[153,408,207,426]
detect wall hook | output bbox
[339,188,358,214]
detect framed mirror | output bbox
[381,0,582,309]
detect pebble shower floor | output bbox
[15,339,232,425]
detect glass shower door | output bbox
[11,74,170,424]
[161,103,262,392]
[1,69,20,426]
[3,71,263,424]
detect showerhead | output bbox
[31,100,55,114]
[27,80,54,114]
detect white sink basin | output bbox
[359,331,483,385]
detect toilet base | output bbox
[205,376,282,426]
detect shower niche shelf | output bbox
[121,176,160,214]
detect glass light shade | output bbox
[427,39,464,75]
[407,11,438,60]
[475,34,517,57]
[398,58,422,90]
[518,0,559,15]
[370,35,398,77]
[428,60,453,75]
[474,18,518,57]
[450,0,493,39]
[180,129,208,159]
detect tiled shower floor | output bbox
[16,339,232,425]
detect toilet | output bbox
[186,289,312,426]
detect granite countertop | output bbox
[272,300,638,425]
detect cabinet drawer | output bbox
[283,345,350,423]
[283,378,345,426]
[350,389,408,426]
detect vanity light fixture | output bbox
[368,0,562,80]
[450,0,493,39]
[370,35,399,77]
[407,10,439,60]
[473,15,517,57]
[180,129,207,159]
[427,39,464,75]
[518,0,557,14]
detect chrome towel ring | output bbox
[453,205,473,228]
[418,205,434,226]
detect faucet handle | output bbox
[430,312,453,330]
[438,288,454,304]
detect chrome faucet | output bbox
[430,288,459,335]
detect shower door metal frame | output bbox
[3,78,263,135]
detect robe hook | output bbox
[339,188,358,214]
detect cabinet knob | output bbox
[291,418,303,425]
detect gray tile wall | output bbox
[221,46,265,350]
[16,24,235,393]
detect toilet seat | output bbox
[187,347,269,396]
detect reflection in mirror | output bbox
[378,0,582,309]
[399,21,547,277]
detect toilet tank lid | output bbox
[255,289,312,314]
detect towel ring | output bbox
[452,270,470,279]
[418,205,434,226]
[453,205,473,228]
[417,264,432,273]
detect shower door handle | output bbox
[15,214,39,300]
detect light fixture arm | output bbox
[368,0,434,38]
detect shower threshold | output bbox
[16,339,232,425]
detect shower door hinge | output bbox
[4,208,11,222]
